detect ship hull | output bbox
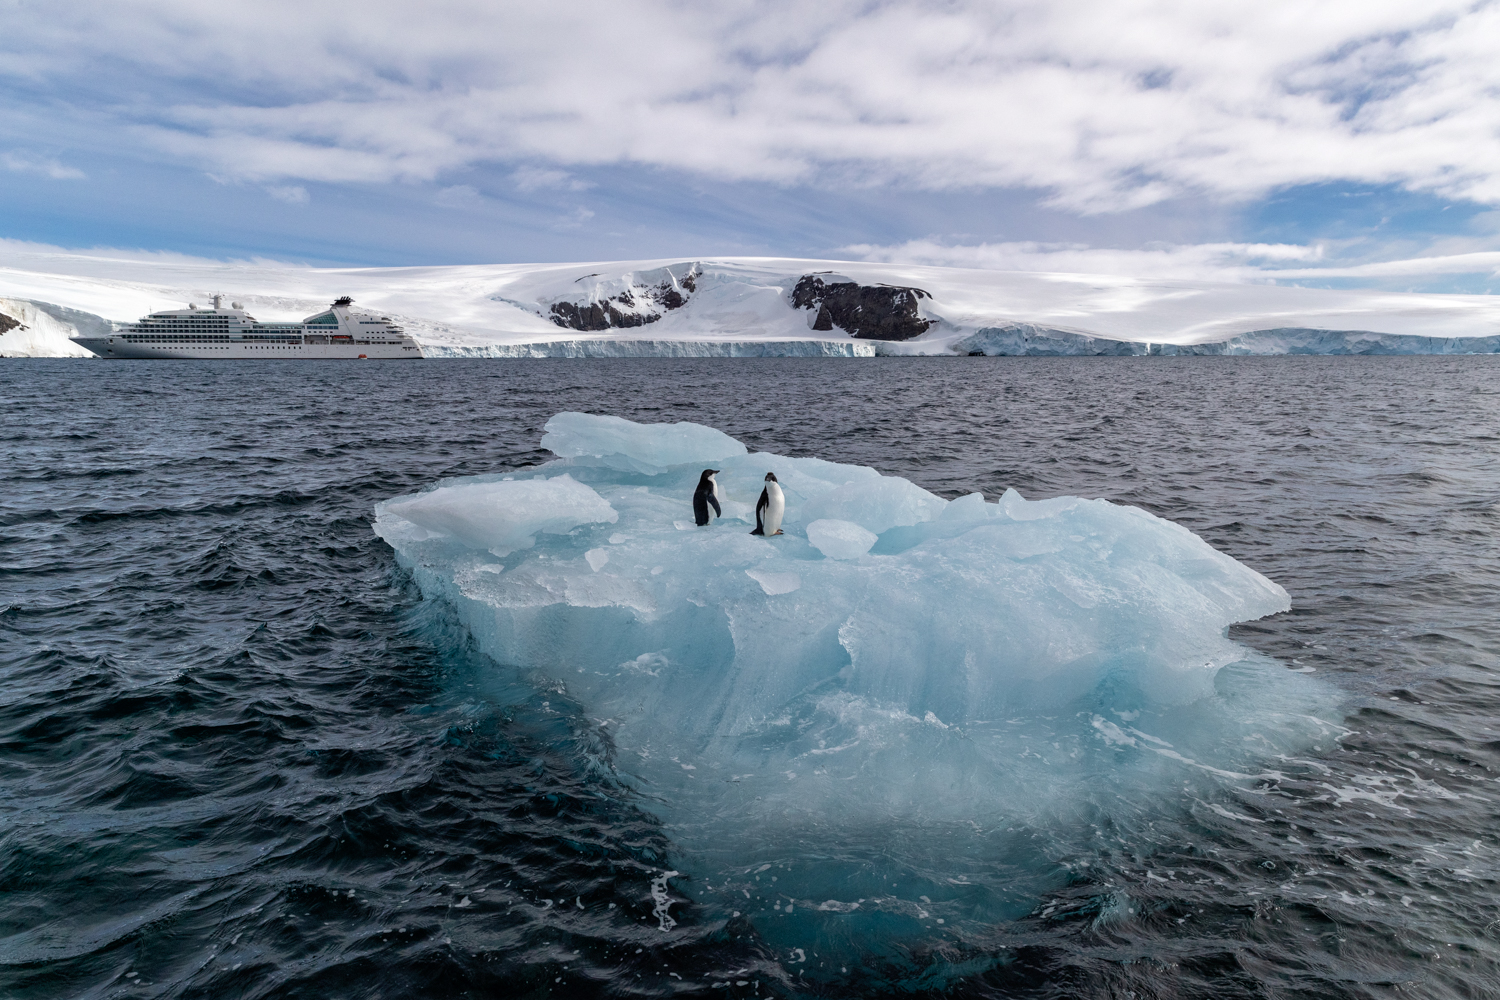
[72,338,422,359]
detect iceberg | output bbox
[375,413,1334,957]
[379,412,1288,729]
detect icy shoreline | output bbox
[5,248,1500,357]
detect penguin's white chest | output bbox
[762,482,785,534]
[710,475,721,504]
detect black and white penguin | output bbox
[693,469,722,526]
[750,472,785,536]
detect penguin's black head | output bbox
[698,469,719,485]
[764,472,778,483]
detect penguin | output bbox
[693,469,722,526]
[751,472,785,536]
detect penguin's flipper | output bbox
[751,487,769,535]
[708,494,722,518]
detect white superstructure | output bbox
[72,296,423,359]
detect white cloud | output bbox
[3,1,1500,212]
[265,184,309,204]
[511,166,591,193]
[845,238,1500,285]
[434,184,486,208]
[2,152,84,180]
[554,206,595,230]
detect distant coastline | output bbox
[3,253,1498,359]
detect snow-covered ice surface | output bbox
[375,413,1339,947]
[0,298,94,357]
[3,241,1500,356]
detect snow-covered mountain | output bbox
[3,245,1499,357]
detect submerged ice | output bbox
[376,413,1330,945]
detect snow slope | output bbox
[1,242,1498,357]
[0,298,95,357]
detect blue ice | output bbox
[375,413,1335,955]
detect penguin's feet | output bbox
[773,530,784,535]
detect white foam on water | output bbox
[651,871,681,932]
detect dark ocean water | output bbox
[2,356,1499,999]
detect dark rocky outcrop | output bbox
[656,268,696,311]
[0,312,21,336]
[790,275,933,341]
[547,266,699,331]
[549,298,652,331]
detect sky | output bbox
[4,0,1500,290]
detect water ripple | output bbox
[2,356,1499,998]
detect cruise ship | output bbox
[72,296,423,359]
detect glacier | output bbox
[954,323,1500,356]
[374,414,1338,956]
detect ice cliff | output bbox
[956,324,1500,356]
[0,298,95,357]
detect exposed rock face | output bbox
[790,275,933,341]
[547,265,700,332]
[549,296,651,331]
[0,312,21,336]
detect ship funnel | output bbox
[212,294,223,309]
